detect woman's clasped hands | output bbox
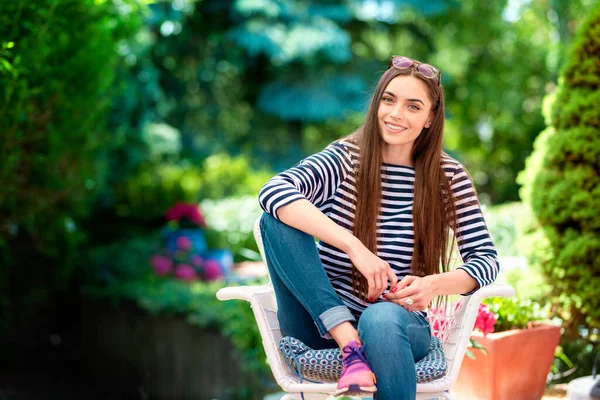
[383,275,437,311]
[346,242,437,310]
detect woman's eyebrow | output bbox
[383,91,426,105]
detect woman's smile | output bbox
[383,121,408,134]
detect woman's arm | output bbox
[277,199,398,301]
[258,142,398,300]
[384,163,499,310]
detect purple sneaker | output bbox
[335,340,377,396]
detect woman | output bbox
[258,56,499,400]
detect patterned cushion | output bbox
[279,336,447,384]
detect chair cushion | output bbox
[279,335,447,384]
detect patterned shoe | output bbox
[334,340,377,396]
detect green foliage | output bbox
[483,202,553,302]
[201,196,264,262]
[82,234,160,286]
[0,0,142,339]
[552,336,600,383]
[518,2,600,337]
[482,202,530,257]
[108,154,270,224]
[483,296,553,332]
[199,154,274,200]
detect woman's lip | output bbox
[384,122,407,133]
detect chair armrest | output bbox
[470,283,516,303]
[216,285,274,302]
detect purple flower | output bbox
[176,236,193,251]
[174,264,197,281]
[203,260,223,281]
[150,255,172,276]
[191,255,204,267]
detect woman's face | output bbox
[377,75,433,164]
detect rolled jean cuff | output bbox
[316,305,356,339]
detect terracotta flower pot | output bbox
[451,324,561,400]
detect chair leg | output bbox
[416,392,456,400]
[280,393,331,400]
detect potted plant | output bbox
[451,297,562,400]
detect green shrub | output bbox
[107,154,271,225]
[0,0,141,339]
[518,3,600,337]
[82,234,160,286]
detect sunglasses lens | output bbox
[392,57,413,69]
[418,64,438,79]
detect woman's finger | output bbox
[386,266,398,290]
[366,276,377,301]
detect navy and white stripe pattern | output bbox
[259,139,499,319]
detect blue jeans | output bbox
[259,213,432,400]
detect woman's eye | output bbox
[382,97,394,103]
[408,104,420,111]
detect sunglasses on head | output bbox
[388,56,441,85]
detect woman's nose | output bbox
[390,106,404,120]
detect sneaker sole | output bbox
[334,384,377,397]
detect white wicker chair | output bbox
[216,218,516,400]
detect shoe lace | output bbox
[342,343,369,369]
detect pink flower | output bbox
[203,260,223,281]
[176,236,193,251]
[174,264,197,281]
[165,202,207,228]
[473,304,497,335]
[191,255,204,267]
[150,255,172,276]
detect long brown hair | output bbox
[347,66,458,301]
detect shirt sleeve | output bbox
[450,164,500,295]
[258,141,354,220]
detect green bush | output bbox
[518,3,600,337]
[0,0,141,339]
[107,154,271,225]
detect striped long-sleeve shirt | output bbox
[258,139,499,318]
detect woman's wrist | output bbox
[340,234,363,257]
[425,274,442,297]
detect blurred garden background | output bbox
[1,0,599,399]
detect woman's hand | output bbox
[384,275,438,311]
[346,243,398,302]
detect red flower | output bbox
[473,304,497,335]
[165,202,207,228]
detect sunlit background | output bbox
[1,0,598,398]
